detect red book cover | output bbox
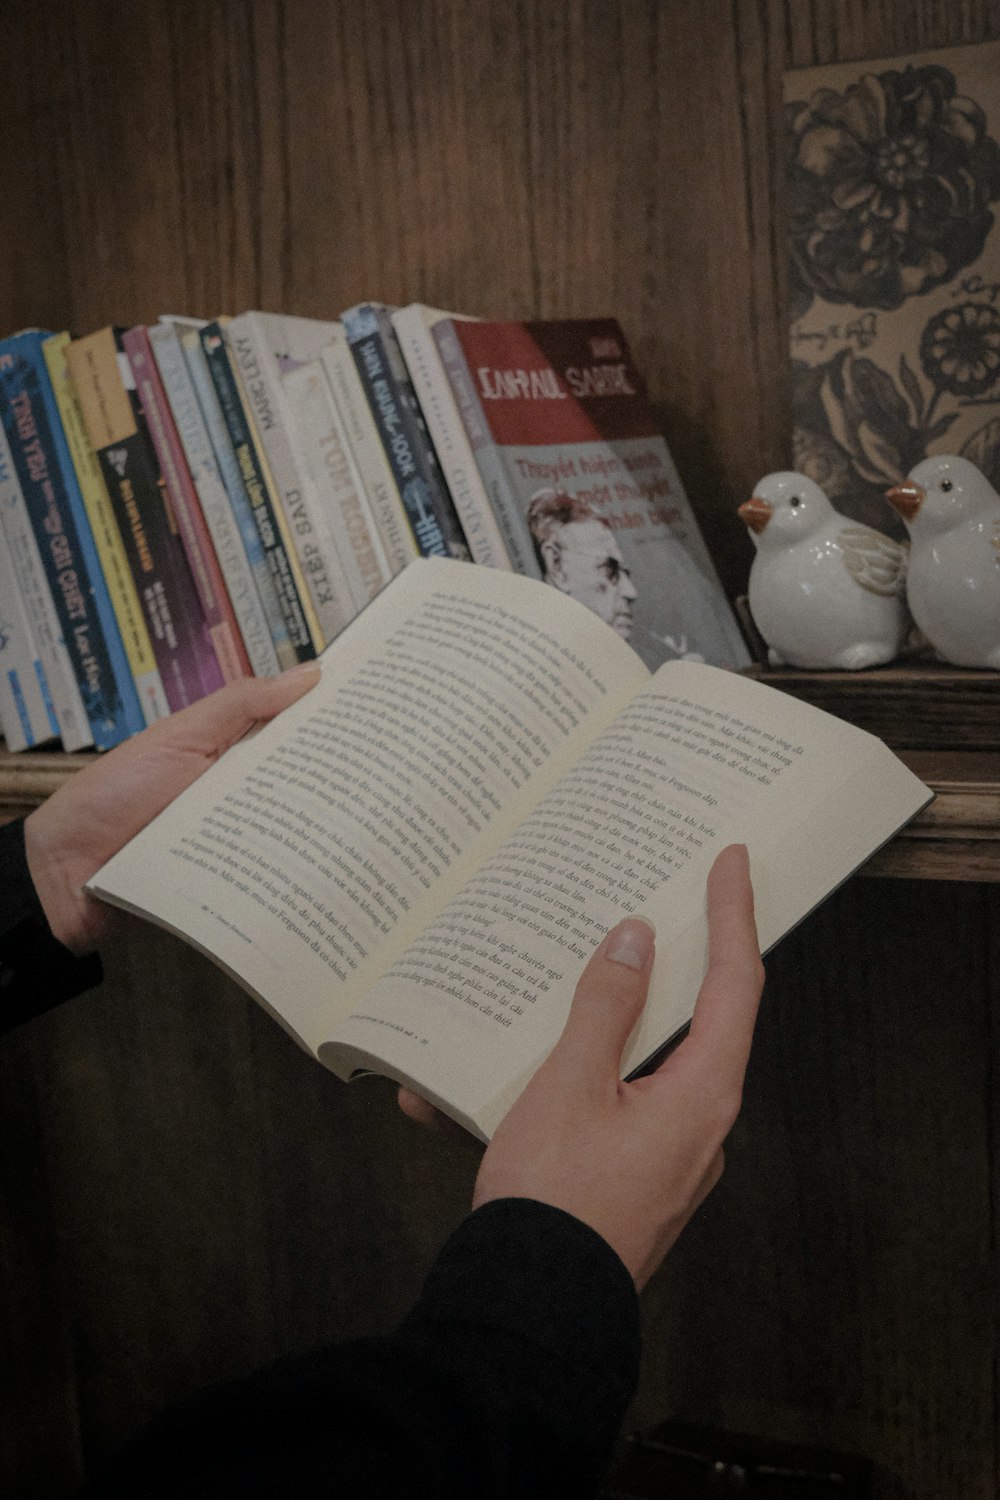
[123,326,251,682]
[440,317,750,671]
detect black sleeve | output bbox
[0,817,103,1033]
[85,1198,642,1499]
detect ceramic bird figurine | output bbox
[885,455,1000,670]
[739,471,910,669]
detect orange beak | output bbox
[738,497,773,534]
[885,482,925,522]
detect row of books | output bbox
[0,305,750,753]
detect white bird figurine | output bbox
[885,455,1000,670]
[739,471,910,670]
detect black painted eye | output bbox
[789,496,801,508]
[941,478,953,492]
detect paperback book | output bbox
[0,530,57,750]
[0,410,92,750]
[180,327,297,672]
[0,329,142,748]
[223,311,350,645]
[123,325,252,684]
[43,332,169,726]
[89,559,931,1141]
[342,302,471,562]
[319,327,419,575]
[198,323,317,661]
[391,303,513,571]
[435,317,752,671]
[65,327,224,713]
[282,357,391,614]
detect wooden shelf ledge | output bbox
[740,665,1000,881]
[2,746,998,884]
[865,752,1000,881]
[741,663,999,751]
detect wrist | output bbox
[23,810,94,956]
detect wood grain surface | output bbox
[2,3,999,1497]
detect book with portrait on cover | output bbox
[88,559,931,1141]
[434,316,752,671]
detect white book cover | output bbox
[319,327,418,575]
[180,329,298,672]
[223,312,351,643]
[392,304,513,571]
[0,528,57,750]
[150,322,281,678]
[283,356,391,615]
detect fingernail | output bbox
[607,916,656,970]
[281,660,322,678]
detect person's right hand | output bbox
[472,843,764,1289]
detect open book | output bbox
[88,560,932,1140]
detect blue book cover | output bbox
[0,330,144,747]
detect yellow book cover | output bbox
[43,333,170,725]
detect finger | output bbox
[684,844,764,1083]
[548,917,656,1089]
[691,1147,726,1214]
[397,1087,445,1129]
[396,1088,480,1149]
[143,662,322,759]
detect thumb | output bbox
[148,661,323,757]
[547,917,656,1090]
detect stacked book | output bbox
[0,305,749,753]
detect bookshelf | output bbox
[4,726,997,881]
[2,5,999,1500]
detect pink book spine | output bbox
[122,326,252,682]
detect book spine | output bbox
[0,332,137,748]
[234,359,328,648]
[223,314,347,645]
[181,330,295,672]
[391,306,513,571]
[25,332,149,742]
[282,359,390,614]
[0,406,92,749]
[432,319,542,579]
[117,338,227,701]
[342,303,470,561]
[65,327,223,713]
[150,323,281,678]
[198,324,315,661]
[123,326,252,684]
[319,330,418,575]
[43,332,169,726]
[0,526,58,750]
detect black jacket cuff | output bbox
[0,817,103,1032]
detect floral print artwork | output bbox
[786,42,1000,535]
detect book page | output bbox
[332,662,930,1136]
[88,559,648,1054]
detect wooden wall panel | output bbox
[1,3,999,1496]
[637,875,1000,1497]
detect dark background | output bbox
[2,4,999,1496]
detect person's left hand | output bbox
[24,665,322,955]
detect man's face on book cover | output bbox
[543,518,637,639]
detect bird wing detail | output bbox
[839,525,909,596]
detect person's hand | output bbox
[472,843,764,1289]
[24,665,322,955]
